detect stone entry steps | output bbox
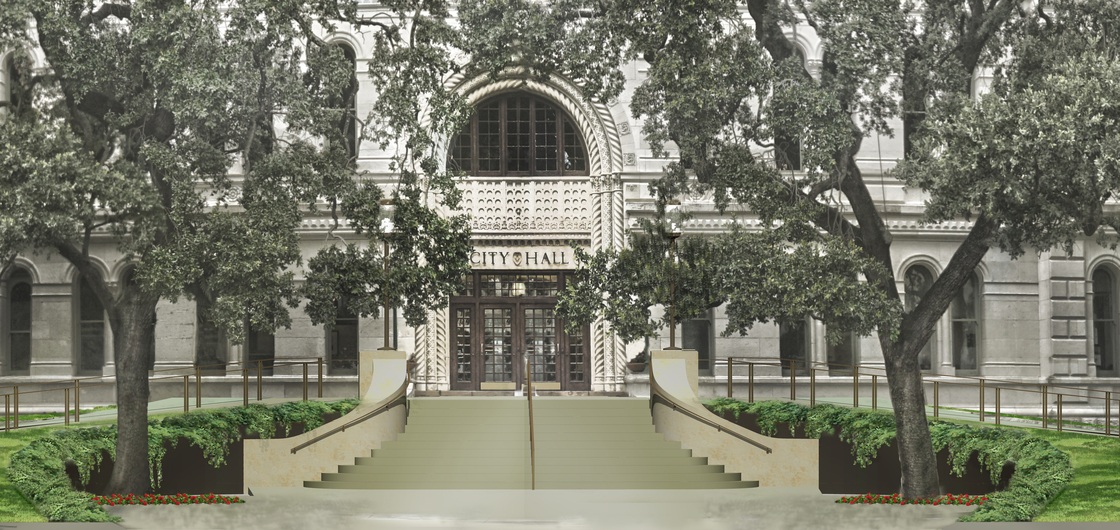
[305,397,759,490]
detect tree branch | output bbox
[79,3,132,26]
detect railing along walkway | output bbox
[721,357,1120,438]
[0,357,416,432]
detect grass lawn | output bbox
[923,416,1120,521]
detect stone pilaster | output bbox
[1048,250,1088,376]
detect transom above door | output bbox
[451,271,589,391]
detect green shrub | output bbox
[9,398,361,522]
[704,397,1074,522]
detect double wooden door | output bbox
[450,272,589,391]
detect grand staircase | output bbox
[304,397,758,489]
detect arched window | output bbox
[196,296,227,372]
[331,43,358,159]
[448,93,588,176]
[951,273,980,372]
[77,273,107,374]
[780,319,809,376]
[1093,268,1116,373]
[328,297,358,375]
[904,265,936,371]
[7,271,32,374]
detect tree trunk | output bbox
[881,338,941,499]
[103,296,158,494]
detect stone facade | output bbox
[2,10,1119,411]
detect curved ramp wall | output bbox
[650,350,819,489]
[243,350,409,490]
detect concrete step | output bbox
[370,447,694,459]
[401,423,655,434]
[378,439,682,451]
[316,472,743,484]
[394,431,664,443]
[353,455,712,467]
[337,464,726,475]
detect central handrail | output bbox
[290,380,408,454]
[526,359,536,490]
[649,360,772,454]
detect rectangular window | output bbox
[480,274,558,297]
[247,326,275,376]
[779,320,809,376]
[683,317,711,371]
[826,330,858,375]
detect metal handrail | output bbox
[290,380,409,454]
[648,360,772,454]
[0,356,359,432]
[721,356,1120,438]
[526,360,536,490]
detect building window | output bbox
[246,324,275,377]
[448,93,589,176]
[826,329,859,375]
[7,271,32,374]
[682,311,713,373]
[329,298,358,375]
[951,273,980,372]
[196,297,227,372]
[780,319,809,376]
[904,265,936,371]
[1093,268,1116,373]
[330,43,358,159]
[3,54,25,117]
[77,273,107,374]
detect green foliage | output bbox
[705,398,1074,522]
[7,399,360,522]
[7,427,119,522]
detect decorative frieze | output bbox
[458,179,592,232]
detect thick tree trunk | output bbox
[103,296,157,494]
[880,339,940,499]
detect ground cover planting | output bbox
[837,493,988,506]
[92,493,244,506]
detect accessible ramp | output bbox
[303,396,759,489]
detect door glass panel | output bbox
[568,328,584,383]
[484,308,513,382]
[456,308,472,382]
[525,308,557,382]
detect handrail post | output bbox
[979,379,985,423]
[256,360,263,401]
[1108,391,1112,437]
[13,386,18,429]
[810,365,816,408]
[318,358,323,398]
[526,360,535,491]
[1043,385,1048,430]
[74,380,80,423]
[4,394,8,432]
[195,367,202,409]
[748,363,754,403]
[303,362,309,401]
[243,368,249,407]
[790,360,796,401]
[933,381,939,418]
[183,375,189,413]
[727,358,733,398]
[872,375,877,410]
[995,387,1001,426]
[64,388,70,427]
[1057,393,1063,432]
[853,366,859,409]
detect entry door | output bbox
[452,302,589,391]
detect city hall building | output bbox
[1,12,1116,408]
